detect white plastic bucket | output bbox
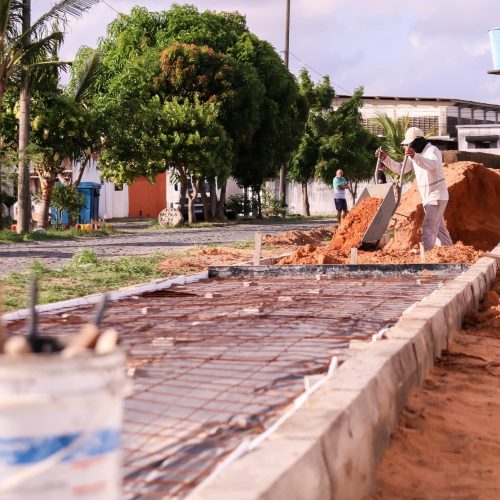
[0,350,127,500]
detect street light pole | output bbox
[279,0,291,210]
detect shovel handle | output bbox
[395,155,409,207]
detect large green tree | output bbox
[99,96,232,225]
[288,70,335,215]
[316,88,380,203]
[92,5,305,220]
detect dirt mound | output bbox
[330,197,382,254]
[159,247,255,274]
[386,162,500,252]
[262,226,334,246]
[279,242,481,266]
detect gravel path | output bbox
[0,219,334,276]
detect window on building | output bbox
[114,184,123,191]
[465,135,499,149]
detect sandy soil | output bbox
[158,245,296,274]
[262,226,334,246]
[368,270,500,500]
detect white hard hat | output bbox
[401,127,424,145]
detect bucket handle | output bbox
[0,381,130,494]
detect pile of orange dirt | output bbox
[369,271,500,500]
[330,197,382,254]
[386,161,500,252]
[262,226,334,246]
[279,197,383,265]
[279,242,481,266]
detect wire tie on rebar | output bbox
[372,328,389,342]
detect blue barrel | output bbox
[78,182,101,223]
[489,27,500,70]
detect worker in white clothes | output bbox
[375,127,453,251]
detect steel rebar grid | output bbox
[5,271,460,498]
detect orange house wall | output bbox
[128,172,167,218]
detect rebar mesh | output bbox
[5,272,457,498]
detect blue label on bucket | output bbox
[0,429,120,466]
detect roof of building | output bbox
[335,95,500,109]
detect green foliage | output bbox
[374,114,410,162]
[288,70,335,185]
[226,193,258,216]
[71,248,98,265]
[1,252,166,311]
[31,91,94,168]
[315,88,380,200]
[0,0,100,106]
[261,187,287,217]
[94,4,305,192]
[51,183,85,223]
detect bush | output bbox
[226,193,259,217]
[51,184,86,225]
[261,188,287,217]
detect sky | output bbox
[34,0,500,103]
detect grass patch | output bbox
[0,227,116,244]
[1,252,168,312]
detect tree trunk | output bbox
[257,189,262,219]
[302,181,310,216]
[215,181,227,220]
[198,179,212,222]
[209,180,217,219]
[243,187,249,216]
[16,0,31,234]
[74,157,89,187]
[35,175,55,229]
[178,179,187,219]
[187,177,198,225]
[279,165,287,211]
[0,169,3,229]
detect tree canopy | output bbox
[93,5,306,198]
[315,88,380,201]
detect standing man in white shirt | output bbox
[375,127,453,251]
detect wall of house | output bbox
[73,159,129,220]
[128,173,167,218]
[286,180,337,215]
[457,124,500,154]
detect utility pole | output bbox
[279,0,291,211]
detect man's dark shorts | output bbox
[334,198,348,212]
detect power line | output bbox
[287,50,352,95]
[101,0,120,14]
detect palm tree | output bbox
[32,48,102,228]
[374,114,410,162]
[1,0,100,233]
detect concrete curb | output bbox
[193,244,500,500]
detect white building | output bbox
[456,124,500,154]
